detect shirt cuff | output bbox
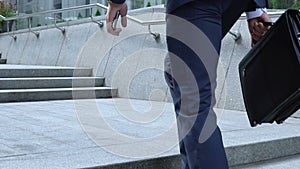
[246,8,267,20]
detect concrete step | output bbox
[231,154,300,169]
[0,77,105,89]
[225,134,300,167]
[0,65,92,78]
[81,109,300,169]
[0,87,118,102]
[221,111,300,167]
[83,136,300,169]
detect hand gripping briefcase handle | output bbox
[239,9,300,127]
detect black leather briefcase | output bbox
[239,9,300,127]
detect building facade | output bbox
[6,0,164,29]
[15,0,164,15]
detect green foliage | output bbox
[95,9,101,16]
[146,2,151,7]
[292,0,300,9]
[55,19,66,23]
[36,23,42,27]
[0,1,15,29]
[270,0,294,9]
[0,1,15,17]
[77,12,83,19]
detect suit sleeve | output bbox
[246,0,268,11]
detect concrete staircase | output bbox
[0,65,117,102]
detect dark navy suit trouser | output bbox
[165,0,252,168]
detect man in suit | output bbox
[106,0,271,168]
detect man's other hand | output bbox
[248,12,272,47]
[106,2,128,36]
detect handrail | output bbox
[0,7,283,24]
[0,3,166,39]
[1,3,108,21]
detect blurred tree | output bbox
[77,12,83,19]
[270,0,295,9]
[95,9,101,16]
[292,0,300,8]
[146,2,151,7]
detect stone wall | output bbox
[0,7,281,110]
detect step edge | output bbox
[0,87,117,93]
[81,136,300,168]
